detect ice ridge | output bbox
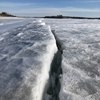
[43,30,64,100]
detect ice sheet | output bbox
[0,18,57,100]
[44,19,100,100]
[0,17,38,33]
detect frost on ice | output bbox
[44,19,100,100]
[0,18,57,100]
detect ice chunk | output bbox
[0,18,57,100]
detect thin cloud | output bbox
[76,0,100,2]
[63,7,100,12]
[0,2,100,16]
[67,0,100,3]
[5,7,100,17]
[0,2,36,7]
[11,7,100,13]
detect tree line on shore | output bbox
[0,12,16,17]
[44,15,100,20]
[0,12,100,20]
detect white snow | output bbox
[0,23,4,26]
[44,19,100,100]
[0,17,24,19]
[0,18,57,100]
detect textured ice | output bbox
[0,18,57,100]
[0,18,37,34]
[44,19,100,100]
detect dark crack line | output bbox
[43,30,64,100]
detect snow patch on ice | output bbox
[0,23,4,26]
[0,36,4,41]
[17,32,24,36]
[41,22,45,25]
[0,17,24,19]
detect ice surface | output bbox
[0,17,37,34]
[44,19,100,100]
[0,18,57,100]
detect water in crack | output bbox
[43,30,64,100]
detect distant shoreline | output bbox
[43,15,100,20]
[0,12,100,20]
[0,12,16,17]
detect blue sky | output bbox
[0,0,100,17]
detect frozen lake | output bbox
[44,19,100,100]
[0,17,100,100]
[0,17,57,100]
